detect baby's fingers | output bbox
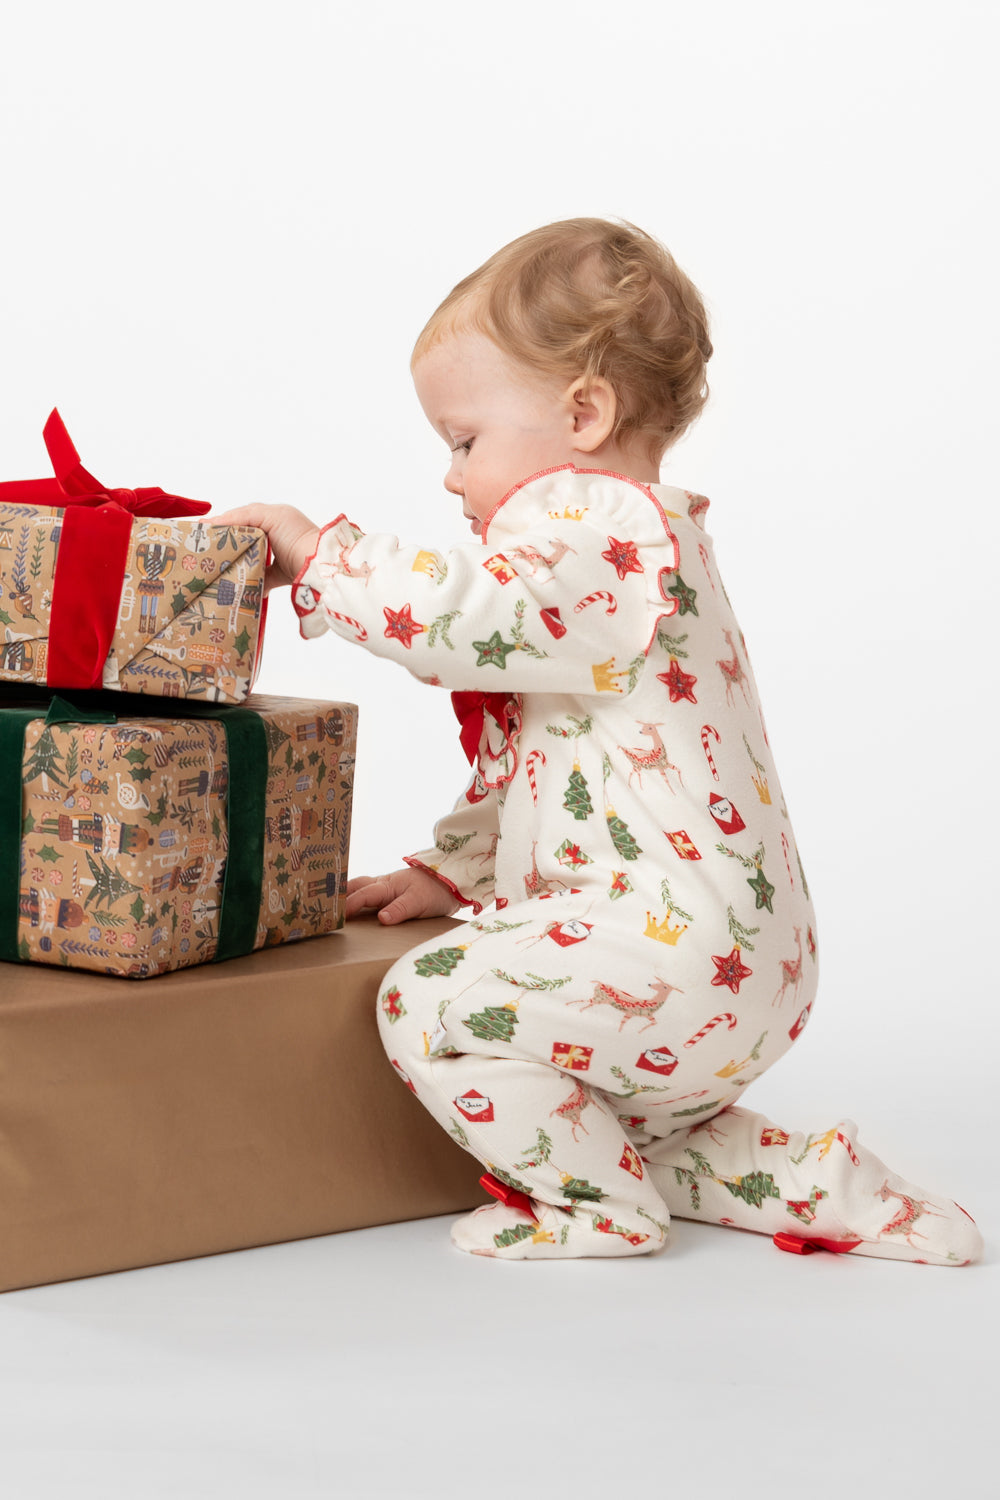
[344,877,389,918]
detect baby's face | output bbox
[413,330,579,534]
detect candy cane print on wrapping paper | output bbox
[683,1013,738,1047]
[525,749,546,805]
[781,832,795,888]
[700,724,721,781]
[328,612,368,642]
[574,590,617,615]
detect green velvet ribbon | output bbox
[0,692,268,969]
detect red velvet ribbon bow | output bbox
[451,689,514,765]
[0,409,211,690]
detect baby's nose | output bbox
[444,465,463,497]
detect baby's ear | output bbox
[569,377,617,452]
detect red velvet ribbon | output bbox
[451,690,515,765]
[0,410,211,690]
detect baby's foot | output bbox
[450,1181,665,1260]
[795,1121,984,1266]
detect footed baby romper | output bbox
[293,467,982,1264]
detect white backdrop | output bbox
[2,1,997,1136]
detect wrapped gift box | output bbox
[0,916,483,1293]
[0,411,266,702]
[0,691,357,978]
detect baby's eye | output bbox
[451,438,474,454]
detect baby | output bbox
[218,218,982,1264]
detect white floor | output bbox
[1,1139,994,1500]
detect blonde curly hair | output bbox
[413,217,713,459]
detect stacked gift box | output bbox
[0,414,480,1290]
[0,411,355,976]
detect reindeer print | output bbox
[569,975,682,1033]
[619,723,684,793]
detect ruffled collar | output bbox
[481,464,691,546]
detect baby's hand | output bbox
[346,868,462,924]
[211,504,321,593]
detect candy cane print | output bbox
[525,749,546,804]
[700,724,721,781]
[574,590,617,615]
[328,611,368,641]
[698,542,717,593]
[684,1013,738,1047]
[781,832,795,888]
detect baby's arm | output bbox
[279,509,656,695]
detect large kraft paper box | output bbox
[1,692,356,977]
[0,917,483,1293]
[0,410,266,702]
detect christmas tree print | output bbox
[23,727,68,788]
[493,1222,541,1249]
[449,1117,471,1150]
[606,808,642,861]
[559,1174,607,1205]
[83,852,143,910]
[463,1004,520,1044]
[563,761,593,820]
[672,1146,781,1212]
[414,944,468,978]
[723,1172,782,1210]
[262,719,291,757]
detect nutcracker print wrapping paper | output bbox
[0,411,266,703]
[0,693,357,978]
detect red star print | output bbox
[710,947,753,994]
[657,657,698,703]
[601,536,643,580]
[383,603,425,649]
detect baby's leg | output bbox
[376,912,677,1259]
[638,1107,983,1266]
